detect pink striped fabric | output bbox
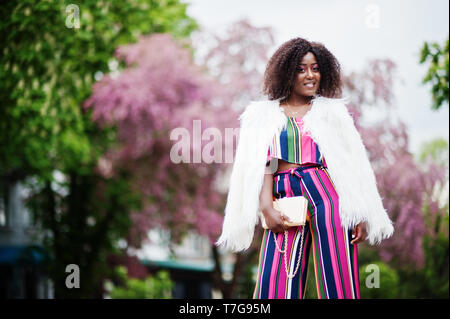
[267,116,327,167]
[253,165,360,299]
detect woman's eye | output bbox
[299,66,319,72]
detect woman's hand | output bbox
[351,222,367,245]
[262,207,291,233]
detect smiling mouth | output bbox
[304,82,316,88]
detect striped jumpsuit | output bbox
[253,116,361,299]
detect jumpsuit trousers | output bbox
[253,163,361,299]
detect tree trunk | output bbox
[211,244,253,298]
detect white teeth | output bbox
[305,83,314,87]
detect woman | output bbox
[216,38,394,299]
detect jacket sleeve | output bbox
[215,102,259,251]
[336,103,394,245]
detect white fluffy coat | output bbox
[216,96,394,252]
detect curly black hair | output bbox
[263,37,342,100]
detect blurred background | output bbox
[0,0,448,299]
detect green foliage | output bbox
[419,37,449,110]
[107,266,173,299]
[359,261,399,299]
[237,260,258,298]
[417,137,449,168]
[396,203,449,298]
[0,0,198,298]
[0,0,198,180]
[421,220,449,298]
[304,256,318,299]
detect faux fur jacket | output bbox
[216,95,394,252]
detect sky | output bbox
[184,0,449,155]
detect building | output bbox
[0,180,52,299]
[133,230,223,298]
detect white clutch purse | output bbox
[261,196,308,229]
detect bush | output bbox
[359,261,399,298]
[106,266,173,299]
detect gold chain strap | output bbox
[273,226,305,279]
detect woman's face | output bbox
[292,51,321,98]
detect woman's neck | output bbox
[281,95,313,107]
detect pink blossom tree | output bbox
[85,33,233,247]
[85,20,275,297]
[343,59,447,269]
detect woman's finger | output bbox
[351,236,360,245]
[351,225,360,245]
[274,220,286,233]
[282,213,292,223]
